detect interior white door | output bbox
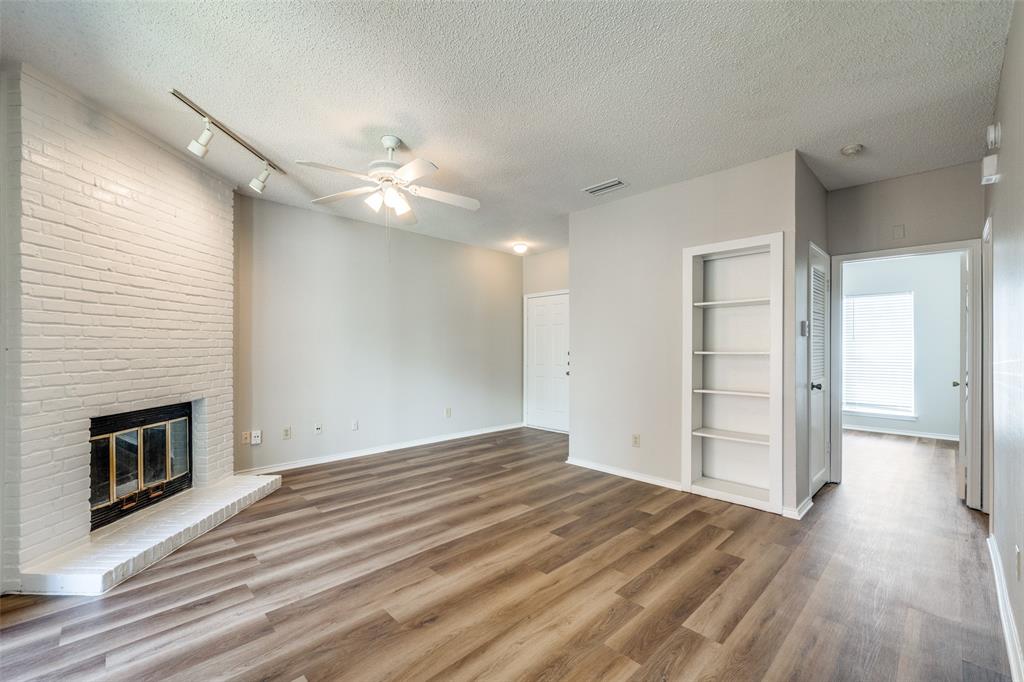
[957,253,969,500]
[809,247,831,495]
[526,293,570,432]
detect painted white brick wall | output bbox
[2,65,235,590]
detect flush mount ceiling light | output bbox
[840,143,865,157]
[249,162,271,194]
[187,118,213,158]
[171,89,285,190]
[513,243,528,254]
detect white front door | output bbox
[525,293,569,432]
[809,246,831,495]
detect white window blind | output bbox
[842,292,915,416]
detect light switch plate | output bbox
[631,434,640,448]
[282,426,292,440]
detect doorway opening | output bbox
[828,240,984,510]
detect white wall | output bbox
[827,162,983,255]
[1,65,236,591]
[841,253,962,439]
[569,152,798,493]
[523,247,568,294]
[234,196,524,472]
[987,0,1024,667]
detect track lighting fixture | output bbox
[249,162,271,194]
[187,118,214,158]
[171,90,286,189]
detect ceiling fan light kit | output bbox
[297,135,480,224]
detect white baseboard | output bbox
[989,536,1024,682]
[842,425,959,441]
[236,423,525,475]
[524,423,568,434]
[565,457,683,491]
[782,496,814,520]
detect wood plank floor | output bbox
[0,428,1010,681]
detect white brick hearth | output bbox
[20,474,280,595]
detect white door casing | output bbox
[829,239,984,509]
[809,244,831,494]
[524,292,569,432]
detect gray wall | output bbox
[793,153,829,506]
[524,247,569,294]
[842,252,962,439]
[988,0,1024,656]
[234,196,524,472]
[568,151,798,494]
[827,162,983,255]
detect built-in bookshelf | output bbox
[682,232,783,513]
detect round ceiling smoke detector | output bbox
[840,143,865,157]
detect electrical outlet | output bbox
[314,423,323,434]
[282,426,292,440]
[250,430,262,445]
[241,431,251,444]
[892,224,906,240]
[632,434,640,448]
[351,419,359,431]
[444,407,452,418]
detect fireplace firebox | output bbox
[90,402,192,530]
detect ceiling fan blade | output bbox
[296,160,375,183]
[394,158,438,184]
[311,186,378,205]
[406,185,480,211]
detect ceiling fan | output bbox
[296,135,480,223]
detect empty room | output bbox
[0,2,1022,681]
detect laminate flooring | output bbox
[0,428,1010,681]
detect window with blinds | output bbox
[842,292,915,416]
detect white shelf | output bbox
[693,298,770,308]
[683,232,783,515]
[693,389,769,398]
[692,427,769,446]
[694,351,769,356]
[692,477,770,503]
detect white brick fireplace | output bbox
[1,65,278,594]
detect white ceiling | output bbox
[0,1,1013,253]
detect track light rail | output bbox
[170,89,286,175]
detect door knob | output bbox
[810,382,822,390]
[952,380,960,387]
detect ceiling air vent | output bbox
[582,178,627,196]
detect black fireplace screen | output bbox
[90,402,192,530]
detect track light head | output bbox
[249,163,271,193]
[188,118,214,158]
